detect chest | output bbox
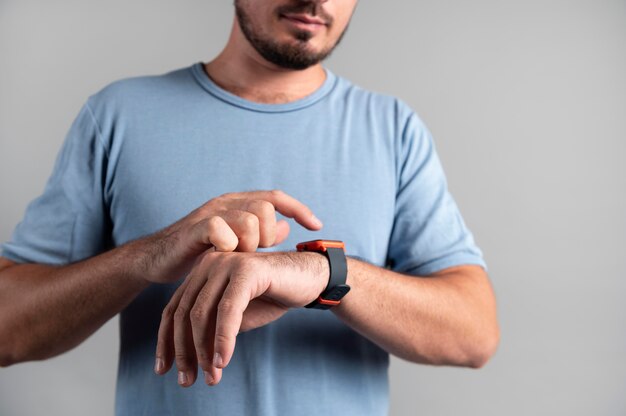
[105,110,398,266]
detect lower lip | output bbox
[281,16,326,32]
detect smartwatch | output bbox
[296,239,350,310]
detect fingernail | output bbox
[204,371,213,385]
[213,352,223,368]
[178,371,188,385]
[311,215,323,227]
[154,358,164,374]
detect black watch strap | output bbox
[296,240,350,310]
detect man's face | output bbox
[234,0,358,70]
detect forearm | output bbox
[0,190,323,370]
[0,243,149,366]
[332,258,499,368]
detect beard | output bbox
[235,0,347,70]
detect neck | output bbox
[204,19,327,104]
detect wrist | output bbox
[264,251,329,307]
[83,240,152,292]
[344,257,359,287]
[297,251,330,297]
[119,237,161,286]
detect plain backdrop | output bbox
[1,1,625,415]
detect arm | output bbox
[155,251,499,388]
[0,248,148,367]
[334,258,499,368]
[0,190,321,367]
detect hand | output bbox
[129,190,323,284]
[154,250,328,387]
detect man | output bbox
[0,0,499,414]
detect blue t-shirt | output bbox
[2,62,486,415]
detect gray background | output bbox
[1,0,624,414]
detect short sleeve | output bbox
[1,100,111,265]
[386,112,486,276]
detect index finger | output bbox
[224,190,323,231]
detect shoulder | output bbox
[85,64,196,115]
[330,72,430,145]
[330,72,426,133]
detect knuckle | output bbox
[214,332,231,345]
[241,212,259,229]
[230,265,254,286]
[190,306,205,323]
[217,298,238,315]
[242,256,263,272]
[203,198,221,212]
[255,200,275,217]
[161,305,175,320]
[270,189,285,199]
[173,305,188,322]
[206,215,223,230]
[241,256,264,272]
